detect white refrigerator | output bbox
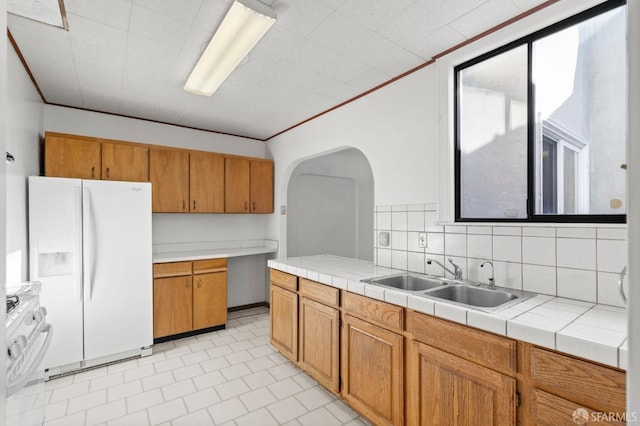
[29,176,153,373]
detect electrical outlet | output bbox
[418,232,427,248]
[378,231,390,247]
[280,206,287,215]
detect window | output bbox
[455,0,626,223]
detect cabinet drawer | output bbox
[153,261,192,278]
[343,292,403,332]
[532,389,624,426]
[407,310,516,374]
[193,258,227,274]
[299,278,339,307]
[270,269,297,292]
[531,347,626,414]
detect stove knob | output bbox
[7,335,27,360]
[33,309,43,323]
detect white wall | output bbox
[1,0,10,413]
[44,105,267,158]
[6,46,45,285]
[267,66,438,257]
[627,0,639,415]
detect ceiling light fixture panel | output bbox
[184,0,277,96]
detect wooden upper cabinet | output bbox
[225,157,251,213]
[45,134,101,179]
[250,160,274,213]
[190,152,224,213]
[102,142,149,182]
[150,148,189,212]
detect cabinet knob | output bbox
[183,200,186,210]
[91,166,95,178]
[197,278,202,288]
[244,201,248,211]
[106,167,110,178]
[252,202,256,211]
[193,200,196,210]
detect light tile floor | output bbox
[43,307,368,426]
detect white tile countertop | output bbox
[267,254,628,369]
[153,240,278,263]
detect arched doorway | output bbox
[286,148,374,261]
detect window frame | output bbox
[453,0,626,224]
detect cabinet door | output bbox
[193,272,227,329]
[299,297,339,394]
[250,160,273,213]
[153,276,193,338]
[45,135,101,179]
[190,152,224,212]
[270,284,298,362]
[406,339,516,426]
[102,142,149,182]
[342,314,403,426]
[225,157,250,213]
[150,148,189,212]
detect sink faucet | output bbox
[427,258,463,280]
[480,261,495,289]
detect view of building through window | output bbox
[456,2,626,222]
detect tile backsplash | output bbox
[374,204,628,307]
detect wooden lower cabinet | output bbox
[342,314,403,426]
[298,297,340,394]
[268,268,628,426]
[193,271,227,330]
[153,259,227,339]
[269,284,298,362]
[153,275,193,338]
[406,339,516,425]
[530,347,626,425]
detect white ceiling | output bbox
[7,0,548,140]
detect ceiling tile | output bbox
[125,33,181,68]
[420,25,467,59]
[79,82,122,111]
[416,0,490,24]
[132,0,204,25]
[8,0,537,140]
[284,38,369,83]
[67,13,128,53]
[129,4,191,48]
[348,68,392,91]
[511,0,550,13]
[308,12,424,76]
[375,2,449,60]
[190,0,230,32]
[450,0,521,39]
[64,0,132,30]
[71,41,126,87]
[274,0,337,37]
[338,0,415,31]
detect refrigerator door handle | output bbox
[75,186,83,303]
[83,187,93,302]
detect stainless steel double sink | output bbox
[362,273,534,311]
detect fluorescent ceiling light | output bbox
[184,0,277,96]
[8,0,67,29]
